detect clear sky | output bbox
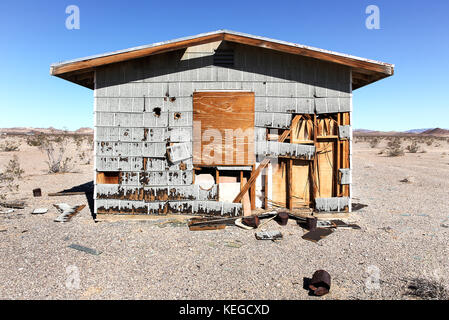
[0,0,447,131]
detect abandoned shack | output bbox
[50,30,394,216]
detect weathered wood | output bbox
[48,192,86,196]
[287,159,293,210]
[96,172,119,184]
[233,158,270,203]
[263,168,268,209]
[250,164,256,210]
[193,91,255,166]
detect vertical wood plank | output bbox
[287,158,293,210]
[250,164,256,210]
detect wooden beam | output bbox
[51,33,225,75]
[311,114,318,205]
[263,168,268,209]
[287,158,293,210]
[233,158,270,203]
[250,164,256,210]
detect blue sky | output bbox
[0,0,447,131]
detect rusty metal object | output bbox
[242,215,260,228]
[306,217,317,231]
[309,270,331,296]
[33,188,42,197]
[275,211,289,226]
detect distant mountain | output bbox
[420,128,449,136]
[0,127,93,135]
[404,128,432,134]
[354,127,449,136]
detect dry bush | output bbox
[39,136,73,173]
[369,137,380,148]
[426,139,433,146]
[0,155,24,199]
[406,141,419,153]
[406,277,449,300]
[26,134,47,147]
[0,140,20,152]
[385,138,404,157]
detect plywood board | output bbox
[193,92,255,166]
[291,117,313,143]
[291,159,310,207]
[96,172,119,184]
[218,183,241,202]
[316,142,334,198]
[241,177,251,216]
[271,159,287,207]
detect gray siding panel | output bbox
[94,42,351,215]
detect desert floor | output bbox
[0,136,448,299]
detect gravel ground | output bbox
[1,137,449,299]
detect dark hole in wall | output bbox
[153,107,161,117]
[174,112,181,120]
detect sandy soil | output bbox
[0,135,448,300]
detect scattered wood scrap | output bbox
[54,204,85,222]
[48,192,86,196]
[255,230,283,240]
[0,201,26,209]
[302,228,333,243]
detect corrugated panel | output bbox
[143,111,169,127]
[339,168,352,185]
[338,125,352,140]
[315,197,350,212]
[167,170,193,185]
[139,171,167,186]
[168,127,192,142]
[169,111,193,127]
[120,172,140,186]
[256,141,315,159]
[315,98,351,114]
[255,112,292,129]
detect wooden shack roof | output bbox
[50,29,394,90]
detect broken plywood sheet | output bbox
[316,141,334,198]
[218,182,241,202]
[193,91,255,165]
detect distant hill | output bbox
[0,127,93,135]
[354,127,449,137]
[404,128,432,134]
[420,128,449,136]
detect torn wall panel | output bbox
[315,197,350,212]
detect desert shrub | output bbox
[369,138,380,148]
[426,139,433,146]
[26,134,47,147]
[385,138,404,157]
[406,277,449,300]
[39,136,73,173]
[0,140,20,152]
[406,141,419,153]
[78,151,91,165]
[0,155,24,199]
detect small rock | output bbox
[400,176,415,183]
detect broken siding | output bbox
[94,41,351,214]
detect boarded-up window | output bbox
[193,92,255,166]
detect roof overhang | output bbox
[50,30,394,90]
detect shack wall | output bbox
[93,41,352,215]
